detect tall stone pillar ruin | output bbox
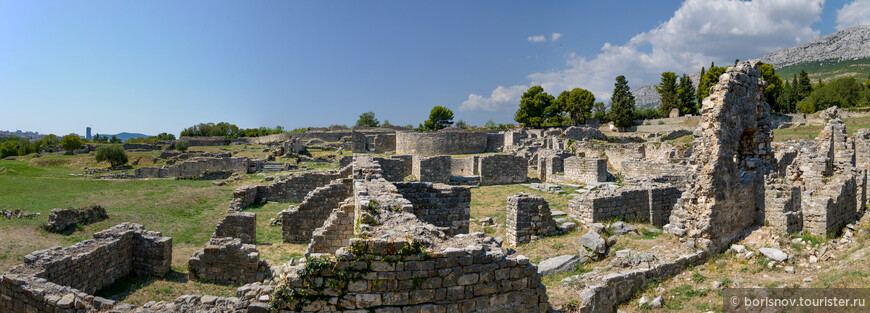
[665,60,773,252]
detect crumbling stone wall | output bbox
[563,126,606,141]
[281,178,353,242]
[367,133,396,153]
[569,185,681,226]
[371,156,410,182]
[396,129,488,156]
[0,223,171,312]
[572,142,645,173]
[478,154,528,185]
[228,166,350,211]
[394,182,471,235]
[412,155,452,183]
[764,184,803,233]
[620,159,688,181]
[179,136,229,146]
[305,199,356,256]
[487,132,505,151]
[45,204,108,233]
[802,174,858,236]
[504,130,528,146]
[188,237,270,285]
[271,238,550,313]
[666,61,773,251]
[506,193,557,246]
[135,157,252,178]
[563,157,608,183]
[576,251,707,312]
[451,156,479,176]
[213,212,256,244]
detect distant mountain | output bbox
[760,25,870,82]
[633,72,701,109]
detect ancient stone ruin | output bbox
[44,204,109,233]
[506,192,557,246]
[0,223,171,312]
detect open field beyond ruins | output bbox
[4,62,870,313]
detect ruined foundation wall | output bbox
[802,174,858,236]
[188,237,269,285]
[136,157,251,178]
[371,157,409,182]
[764,184,803,234]
[569,185,680,226]
[0,223,171,312]
[620,159,688,181]
[272,239,550,313]
[451,156,478,176]
[394,182,471,235]
[506,193,557,246]
[478,154,528,185]
[396,130,488,156]
[281,178,354,242]
[305,200,356,256]
[563,157,608,183]
[228,166,350,211]
[213,212,256,244]
[413,155,452,183]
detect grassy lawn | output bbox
[0,152,308,304]
[773,116,870,142]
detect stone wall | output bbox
[563,126,606,141]
[228,166,350,211]
[371,156,410,182]
[367,133,396,153]
[413,155,452,183]
[563,157,608,184]
[504,130,528,146]
[572,142,645,173]
[620,159,688,181]
[802,174,858,236]
[44,204,108,233]
[576,251,707,312]
[506,193,557,246]
[478,154,528,186]
[178,136,228,146]
[451,156,479,176]
[569,185,681,227]
[394,182,471,235]
[487,133,505,151]
[764,184,803,234]
[305,199,356,256]
[0,223,171,312]
[213,212,256,244]
[135,157,252,178]
[396,130,488,156]
[281,178,354,242]
[188,237,269,285]
[271,238,550,313]
[666,61,774,252]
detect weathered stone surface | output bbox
[537,255,581,276]
[506,193,558,246]
[580,231,607,254]
[758,247,788,262]
[609,222,637,236]
[44,204,108,233]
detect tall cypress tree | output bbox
[656,72,678,116]
[677,74,697,115]
[610,75,636,129]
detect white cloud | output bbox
[464,0,823,112]
[551,33,562,42]
[527,35,547,43]
[460,85,528,112]
[836,0,870,30]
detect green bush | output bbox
[61,134,83,153]
[95,145,128,168]
[175,140,189,152]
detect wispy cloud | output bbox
[527,35,547,43]
[463,0,823,112]
[551,33,562,42]
[836,0,870,30]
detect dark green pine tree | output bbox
[656,72,678,116]
[676,74,697,115]
[610,75,636,129]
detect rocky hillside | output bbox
[634,72,700,109]
[760,25,870,68]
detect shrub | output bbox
[175,140,189,152]
[60,135,83,153]
[95,145,128,168]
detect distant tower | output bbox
[86,127,92,140]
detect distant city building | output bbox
[86,127,92,140]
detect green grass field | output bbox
[0,149,307,304]
[772,116,870,142]
[777,58,870,83]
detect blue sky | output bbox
[0,0,867,136]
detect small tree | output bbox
[355,111,380,127]
[175,140,189,152]
[156,132,176,140]
[109,135,121,144]
[455,120,468,129]
[556,88,596,125]
[514,86,554,128]
[422,106,454,131]
[95,145,128,168]
[610,75,636,130]
[656,72,678,116]
[676,74,697,115]
[60,134,83,153]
